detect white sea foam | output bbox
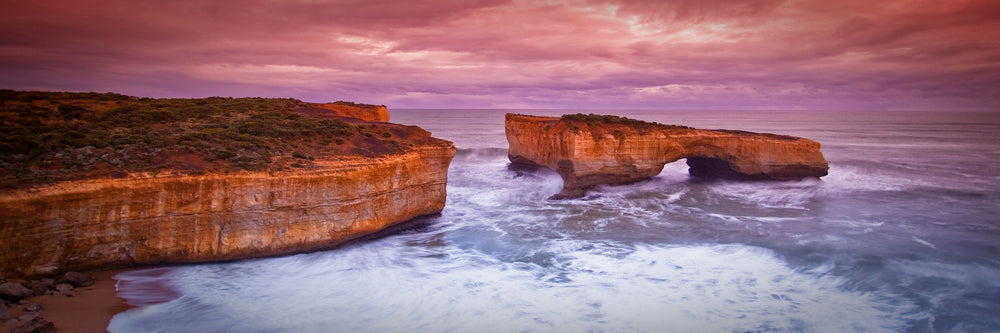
[706,179,820,210]
[821,163,933,193]
[911,237,939,250]
[110,242,910,332]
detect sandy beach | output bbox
[2,269,132,333]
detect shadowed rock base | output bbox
[686,157,829,180]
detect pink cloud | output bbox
[1,0,997,110]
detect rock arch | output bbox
[505,114,829,199]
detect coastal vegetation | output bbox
[0,90,412,189]
[558,113,691,137]
[561,113,668,127]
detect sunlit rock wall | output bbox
[506,113,828,198]
[0,144,455,277]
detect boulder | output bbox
[15,312,37,323]
[57,272,94,287]
[22,303,43,312]
[0,282,32,301]
[11,316,55,333]
[26,281,51,297]
[53,284,73,294]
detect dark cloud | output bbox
[0,0,997,110]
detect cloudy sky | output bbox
[1,0,998,110]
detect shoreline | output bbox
[0,214,439,332]
[2,268,133,333]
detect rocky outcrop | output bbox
[300,102,390,122]
[0,143,455,278]
[506,113,828,199]
[0,282,32,301]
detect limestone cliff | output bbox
[0,144,455,277]
[0,91,453,278]
[300,102,390,122]
[506,113,828,199]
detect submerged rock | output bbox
[506,113,829,198]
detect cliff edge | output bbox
[297,101,390,122]
[506,113,828,199]
[0,91,455,278]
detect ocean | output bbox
[108,110,1000,332]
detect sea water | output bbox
[109,110,1000,332]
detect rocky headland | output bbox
[506,113,829,199]
[0,91,456,278]
[296,101,390,122]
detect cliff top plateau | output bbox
[1,90,456,279]
[0,90,443,190]
[506,113,829,199]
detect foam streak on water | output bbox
[110,242,907,332]
[110,110,1000,332]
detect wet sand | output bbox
[2,269,132,333]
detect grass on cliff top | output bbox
[559,113,799,141]
[329,100,384,108]
[0,90,413,189]
[561,113,692,129]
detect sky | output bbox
[1,0,998,110]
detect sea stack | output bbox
[0,91,456,278]
[505,113,828,199]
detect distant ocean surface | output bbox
[109,110,1000,332]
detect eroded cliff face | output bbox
[0,144,455,278]
[506,114,828,199]
[301,103,390,122]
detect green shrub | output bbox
[0,91,411,186]
[211,148,236,160]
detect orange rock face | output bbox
[0,144,455,278]
[301,103,390,122]
[506,114,829,199]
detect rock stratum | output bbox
[297,101,390,122]
[0,91,455,278]
[0,147,453,277]
[506,113,828,199]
